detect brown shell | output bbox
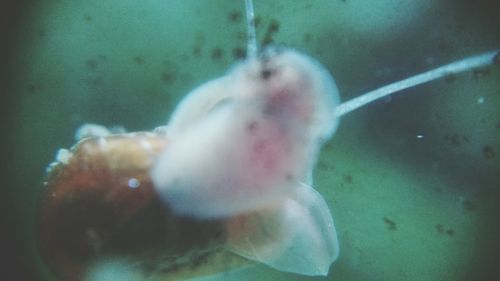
[37,132,243,281]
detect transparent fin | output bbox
[226,183,339,276]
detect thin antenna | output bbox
[334,50,499,118]
[245,0,258,59]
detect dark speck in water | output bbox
[461,200,477,211]
[254,16,262,28]
[317,160,333,171]
[268,19,280,33]
[482,145,495,159]
[383,217,397,230]
[27,83,36,93]
[162,71,176,84]
[444,74,456,83]
[192,46,202,57]
[444,133,468,145]
[86,58,98,70]
[436,224,444,232]
[211,48,223,61]
[344,174,353,183]
[262,19,280,47]
[436,224,455,236]
[134,56,145,64]
[304,2,314,9]
[228,10,242,23]
[85,55,106,70]
[192,33,205,57]
[233,47,246,60]
[84,14,92,22]
[472,69,490,79]
[438,41,453,53]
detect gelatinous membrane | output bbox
[150,48,340,276]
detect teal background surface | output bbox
[1,0,499,280]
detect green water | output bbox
[2,0,499,280]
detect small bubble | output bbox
[128,178,140,189]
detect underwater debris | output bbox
[83,14,92,22]
[232,47,246,59]
[133,56,145,64]
[444,74,456,83]
[261,19,280,46]
[472,68,491,79]
[383,217,397,230]
[228,10,242,23]
[435,224,455,236]
[162,70,177,84]
[211,48,224,61]
[482,145,495,159]
[317,160,333,171]
[85,58,98,70]
[343,174,353,183]
[85,55,107,70]
[303,33,313,43]
[460,199,477,211]
[443,133,469,145]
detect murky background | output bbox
[2,0,499,280]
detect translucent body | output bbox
[150,49,340,276]
[151,49,339,219]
